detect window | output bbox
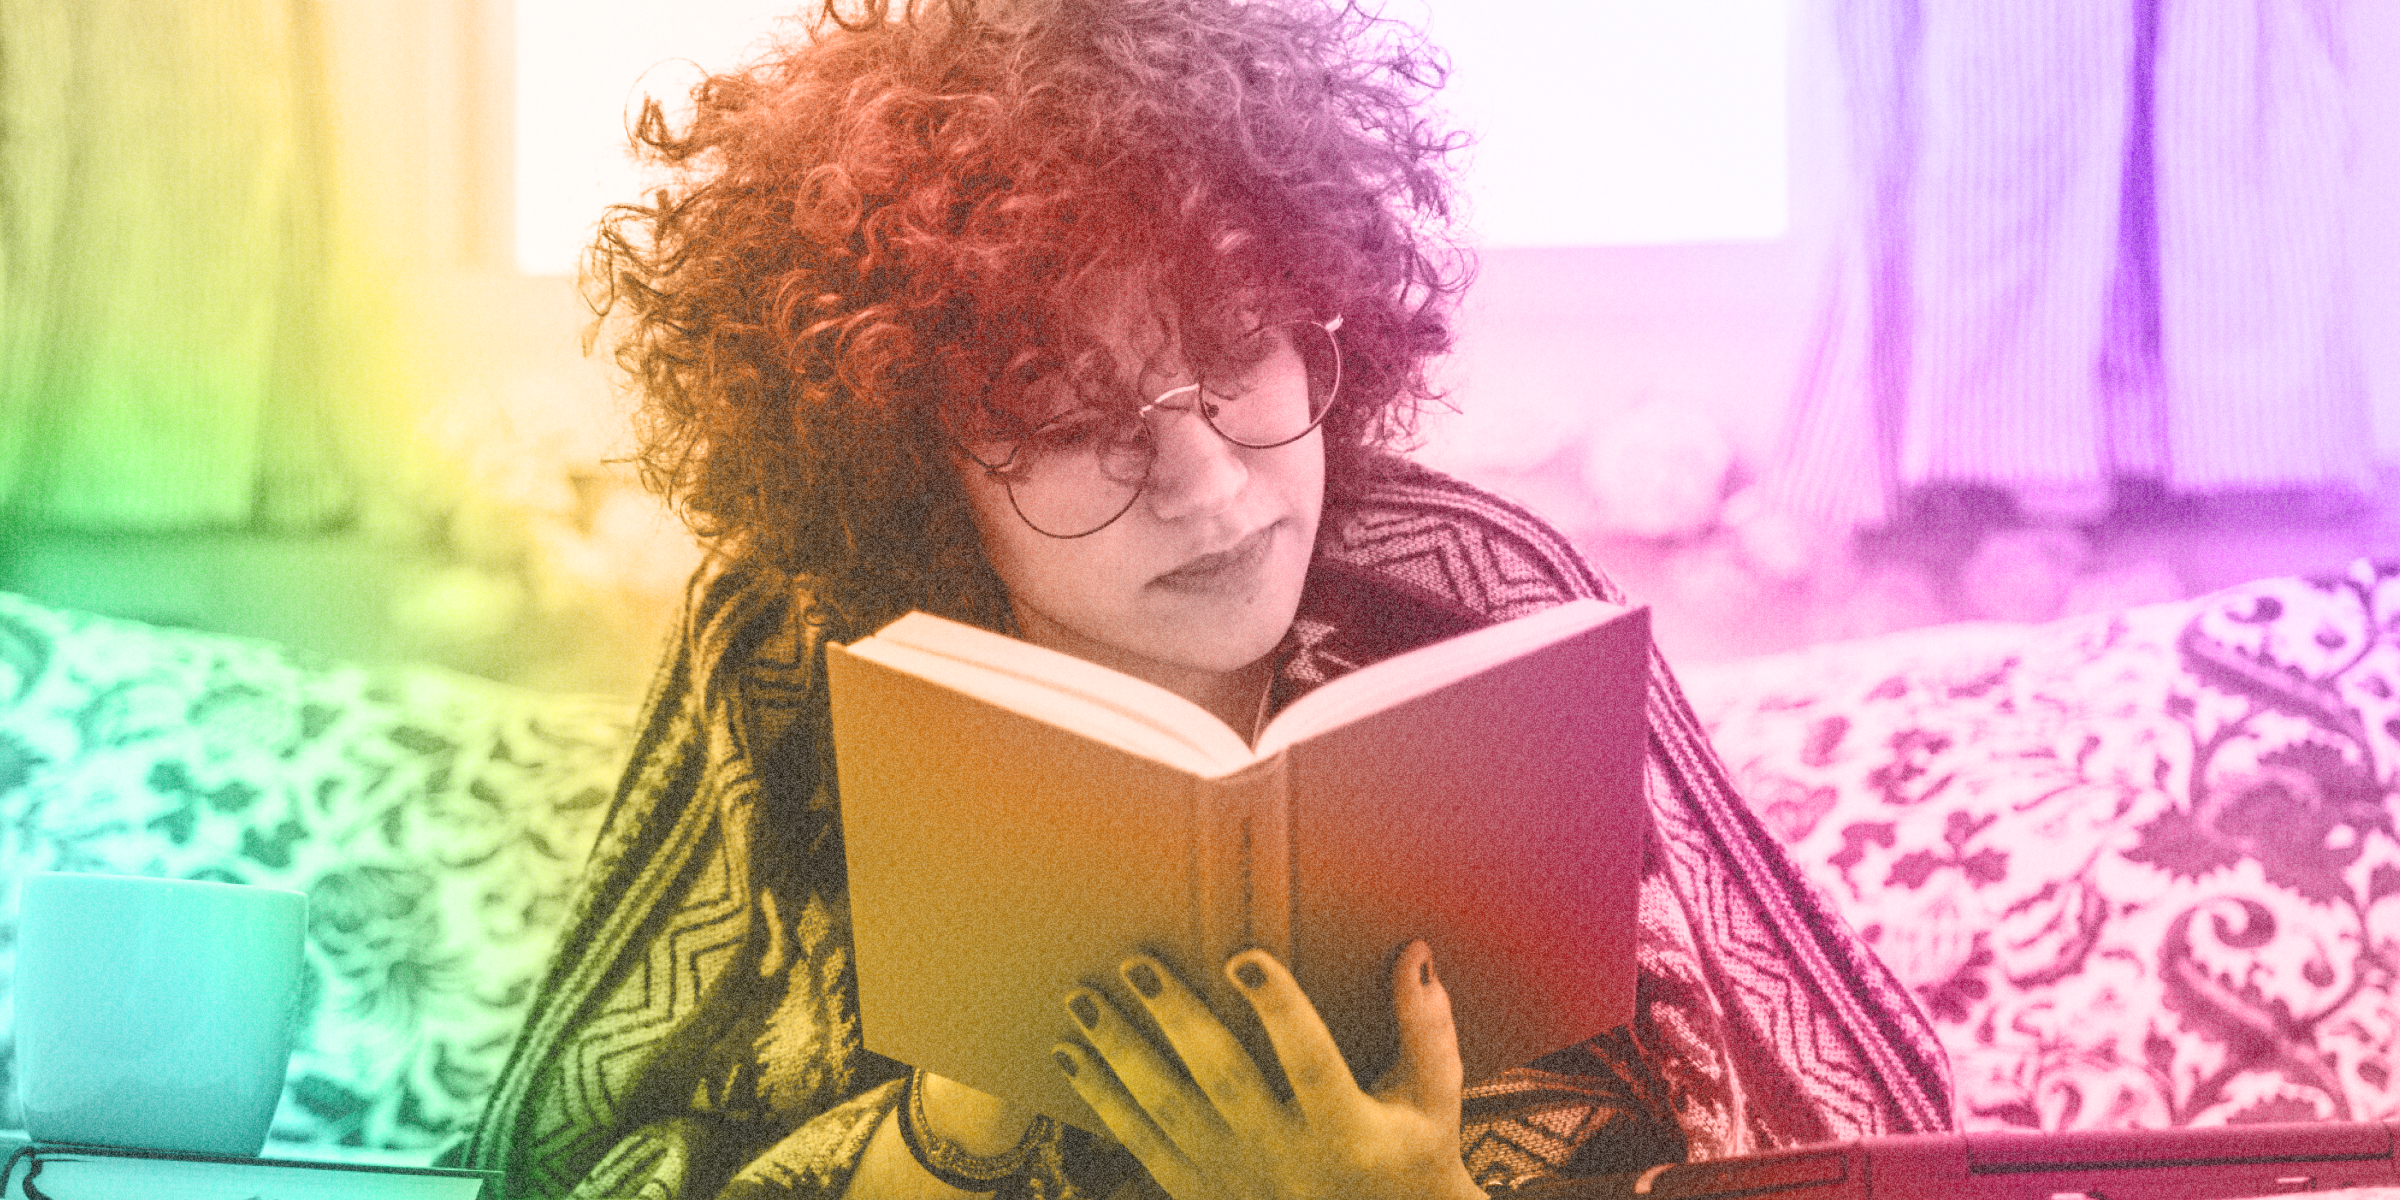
[1425,0,1788,247]
[513,0,1789,274]
[513,1,792,275]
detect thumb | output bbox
[1370,939,1463,1115]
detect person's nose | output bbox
[1140,389,1247,521]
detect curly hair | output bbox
[590,0,1472,635]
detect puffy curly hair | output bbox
[591,0,1472,634]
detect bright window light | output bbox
[514,0,1790,274]
[514,2,797,276]
[1422,0,1789,246]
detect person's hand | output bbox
[1052,939,1487,1200]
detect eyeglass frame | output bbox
[951,315,1344,539]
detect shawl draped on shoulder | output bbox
[461,459,1953,1199]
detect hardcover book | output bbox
[827,598,1652,1133]
[1510,1120,2400,1199]
[0,1140,495,1200]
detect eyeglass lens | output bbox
[999,320,1341,538]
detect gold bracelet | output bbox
[899,1067,1054,1191]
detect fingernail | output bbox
[1070,994,1100,1029]
[1420,959,1432,987]
[1125,961,1162,998]
[1234,959,1268,990]
[1054,1049,1079,1078]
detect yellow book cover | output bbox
[828,599,1651,1133]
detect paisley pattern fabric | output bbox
[459,458,1954,1199]
[1682,560,2400,1133]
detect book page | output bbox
[1254,597,1626,758]
[851,616,1254,774]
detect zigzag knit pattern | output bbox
[465,457,1953,1199]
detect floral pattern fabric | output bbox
[1681,559,2400,1133]
[0,592,633,1154]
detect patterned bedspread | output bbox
[0,594,629,1152]
[2,561,2397,1155]
[1681,559,2400,1132]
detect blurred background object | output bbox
[0,0,697,695]
[1753,0,2389,632]
[2,1,358,535]
[1771,0,2373,536]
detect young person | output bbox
[460,1,1955,1196]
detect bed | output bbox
[1681,558,2400,1132]
[0,560,2394,1158]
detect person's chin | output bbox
[1143,601,1290,675]
[1214,591,1305,670]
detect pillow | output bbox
[1682,561,2400,1131]
[0,592,635,1153]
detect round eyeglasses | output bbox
[956,317,1343,538]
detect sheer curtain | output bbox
[1768,0,2377,534]
[0,0,464,535]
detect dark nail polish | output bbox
[1054,1050,1079,1078]
[1070,994,1100,1029]
[1234,960,1268,990]
[1127,962,1162,999]
[1420,960,1431,987]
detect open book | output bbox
[827,598,1652,1134]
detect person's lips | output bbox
[1152,524,1277,592]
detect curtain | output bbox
[1,0,356,532]
[1769,0,2377,533]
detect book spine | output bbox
[1199,755,1293,988]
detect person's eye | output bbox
[1210,331,1293,399]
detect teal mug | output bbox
[13,872,308,1155]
